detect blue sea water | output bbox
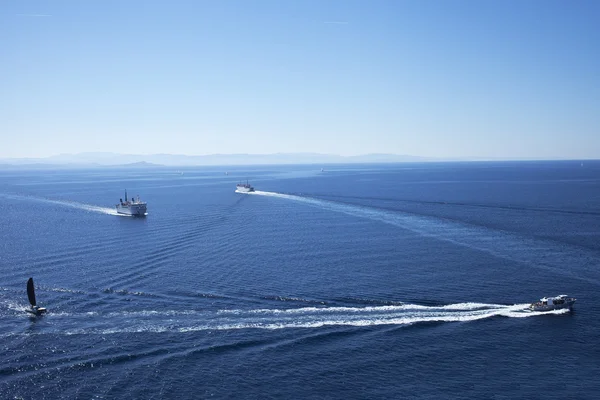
[0,161,599,399]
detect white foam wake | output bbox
[38,198,121,216]
[216,302,513,315]
[1,301,571,337]
[0,194,122,216]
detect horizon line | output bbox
[1,152,598,161]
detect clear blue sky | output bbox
[1,0,599,159]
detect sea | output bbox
[0,161,599,399]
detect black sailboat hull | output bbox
[26,307,47,315]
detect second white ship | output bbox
[236,181,255,193]
[116,190,147,216]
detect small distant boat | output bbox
[26,278,47,315]
[116,190,147,216]
[236,181,255,193]
[530,294,576,312]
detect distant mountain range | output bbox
[0,152,438,168]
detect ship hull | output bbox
[530,299,575,312]
[26,306,47,315]
[236,186,254,193]
[116,204,147,216]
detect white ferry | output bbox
[116,190,147,216]
[530,295,576,312]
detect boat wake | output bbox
[0,301,569,336]
[0,194,122,216]
[43,199,122,216]
[249,191,600,285]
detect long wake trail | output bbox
[246,191,600,285]
[0,301,566,336]
[0,193,121,216]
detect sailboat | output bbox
[26,277,47,315]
